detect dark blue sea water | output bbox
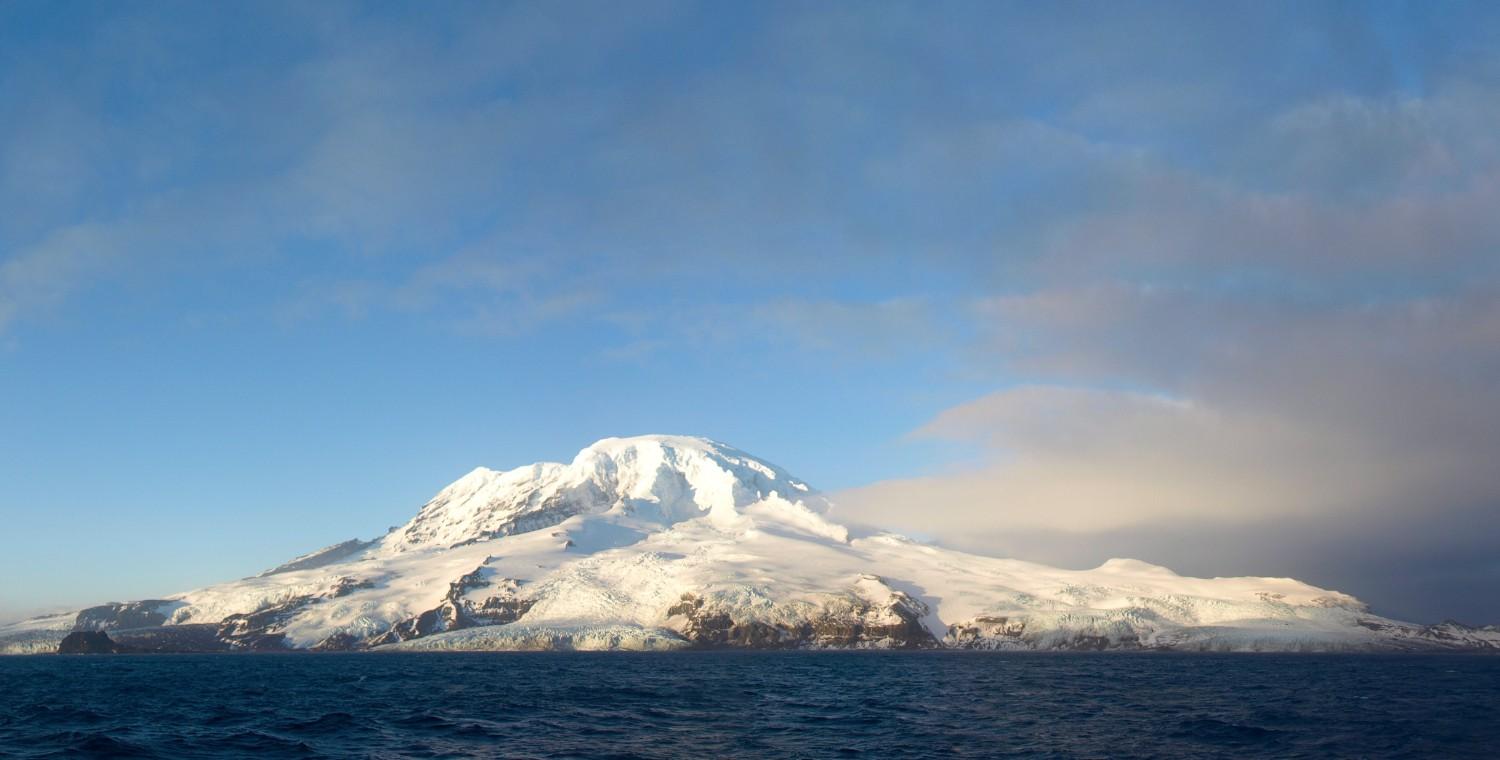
[0,652,1496,758]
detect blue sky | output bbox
[3,1,1499,624]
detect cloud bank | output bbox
[838,74,1500,622]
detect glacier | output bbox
[4,435,1498,654]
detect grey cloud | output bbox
[1033,171,1500,281]
[840,285,1500,623]
[749,298,943,357]
[949,93,1500,613]
[848,502,1500,624]
[1063,135,1499,288]
[834,80,1500,625]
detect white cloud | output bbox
[838,385,1377,533]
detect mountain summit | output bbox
[382,435,830,553]
[4,436,1496,653]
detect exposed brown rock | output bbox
[667,584,937,649]
[367,566,534,646]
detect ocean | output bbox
[0,652,1495,758]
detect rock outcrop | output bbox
[368,567,534,646]
[667,581,938,649]
[57,630,125,654]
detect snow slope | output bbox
[4,435,1497,654]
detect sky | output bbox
[2,0,1499,625]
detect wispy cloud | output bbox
[0,224,115,333]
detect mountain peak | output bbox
[575,434,725,456]
[380,435,826,553]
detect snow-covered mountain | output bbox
[4,435,1497,654]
